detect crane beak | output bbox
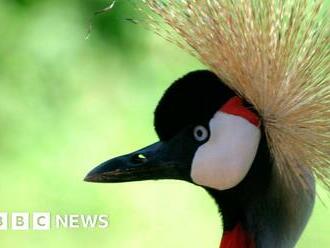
[84,141,191,183]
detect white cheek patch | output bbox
[191,112,261,190]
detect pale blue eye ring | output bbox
[193,125,208,142]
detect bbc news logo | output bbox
[0,212,109,230]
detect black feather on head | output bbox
[154,70,235,141]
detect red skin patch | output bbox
[220,97,260,127]
[220,223,255,248]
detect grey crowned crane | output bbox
[85,1,330,248]
[85,70,315,247]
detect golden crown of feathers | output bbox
[109,0,330,192]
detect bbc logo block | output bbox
[33,213,50,230]
[12,213,29,230]
[0,213,8,230]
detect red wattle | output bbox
[220,223,255,248]
[220,96,260,127]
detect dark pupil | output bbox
[196,129,203,137]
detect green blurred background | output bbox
[0,0,329,247]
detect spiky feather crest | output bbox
[134,0,330,193]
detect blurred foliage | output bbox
[0,0,329,248]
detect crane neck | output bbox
[220,222,255,248]
[215,194,256,248]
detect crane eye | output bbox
[193,125,209,142]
